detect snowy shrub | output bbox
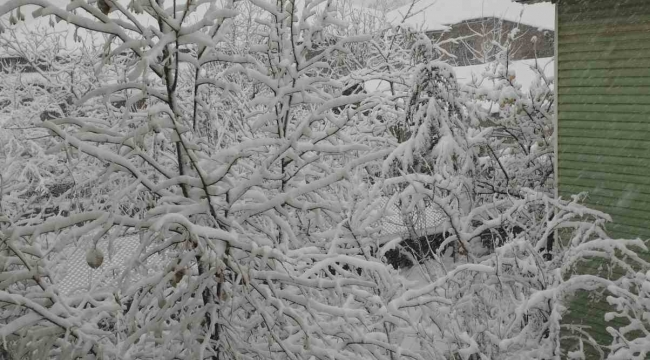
[605,269,650,360]
[375,26,647,359]
[0,1,646,360]
[0,1,403,358]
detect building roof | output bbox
[387,0,555,32]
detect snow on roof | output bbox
[454,57,554,113]
[55,233,158,296]
[377,197,446,241]
[55,200,445,295]
[455,56,554,90]
[387,0,555,32]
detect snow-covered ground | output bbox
[455,57,554,91]
[364,57,554,94]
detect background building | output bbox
[389,0,555,65]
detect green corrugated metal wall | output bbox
[558,0,650,355]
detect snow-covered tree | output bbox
[0,1,648,360]
[0,0,398,358]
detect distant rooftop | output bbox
[387,0,555,32]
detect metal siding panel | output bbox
[559,136,650,150]
[558,0,650,354]
[561,152,650,167]
[559,103,650,114]
[559,31,650,44]
[560,59,650,70]
[558,86,650,96]
[559,68,650,79]
[558,168,650,188]
[562,94,650,105]
[560,145,650,159]
[562,128,650,140]
[561,159,650,177]
[558,39,650,53]
[560,175,650,196]
[559,22,650,36]
[559,49,650,62]
[562,120,650,131]
[560,112,650,122]
[561,184,650,205]
[559,77,650,87]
